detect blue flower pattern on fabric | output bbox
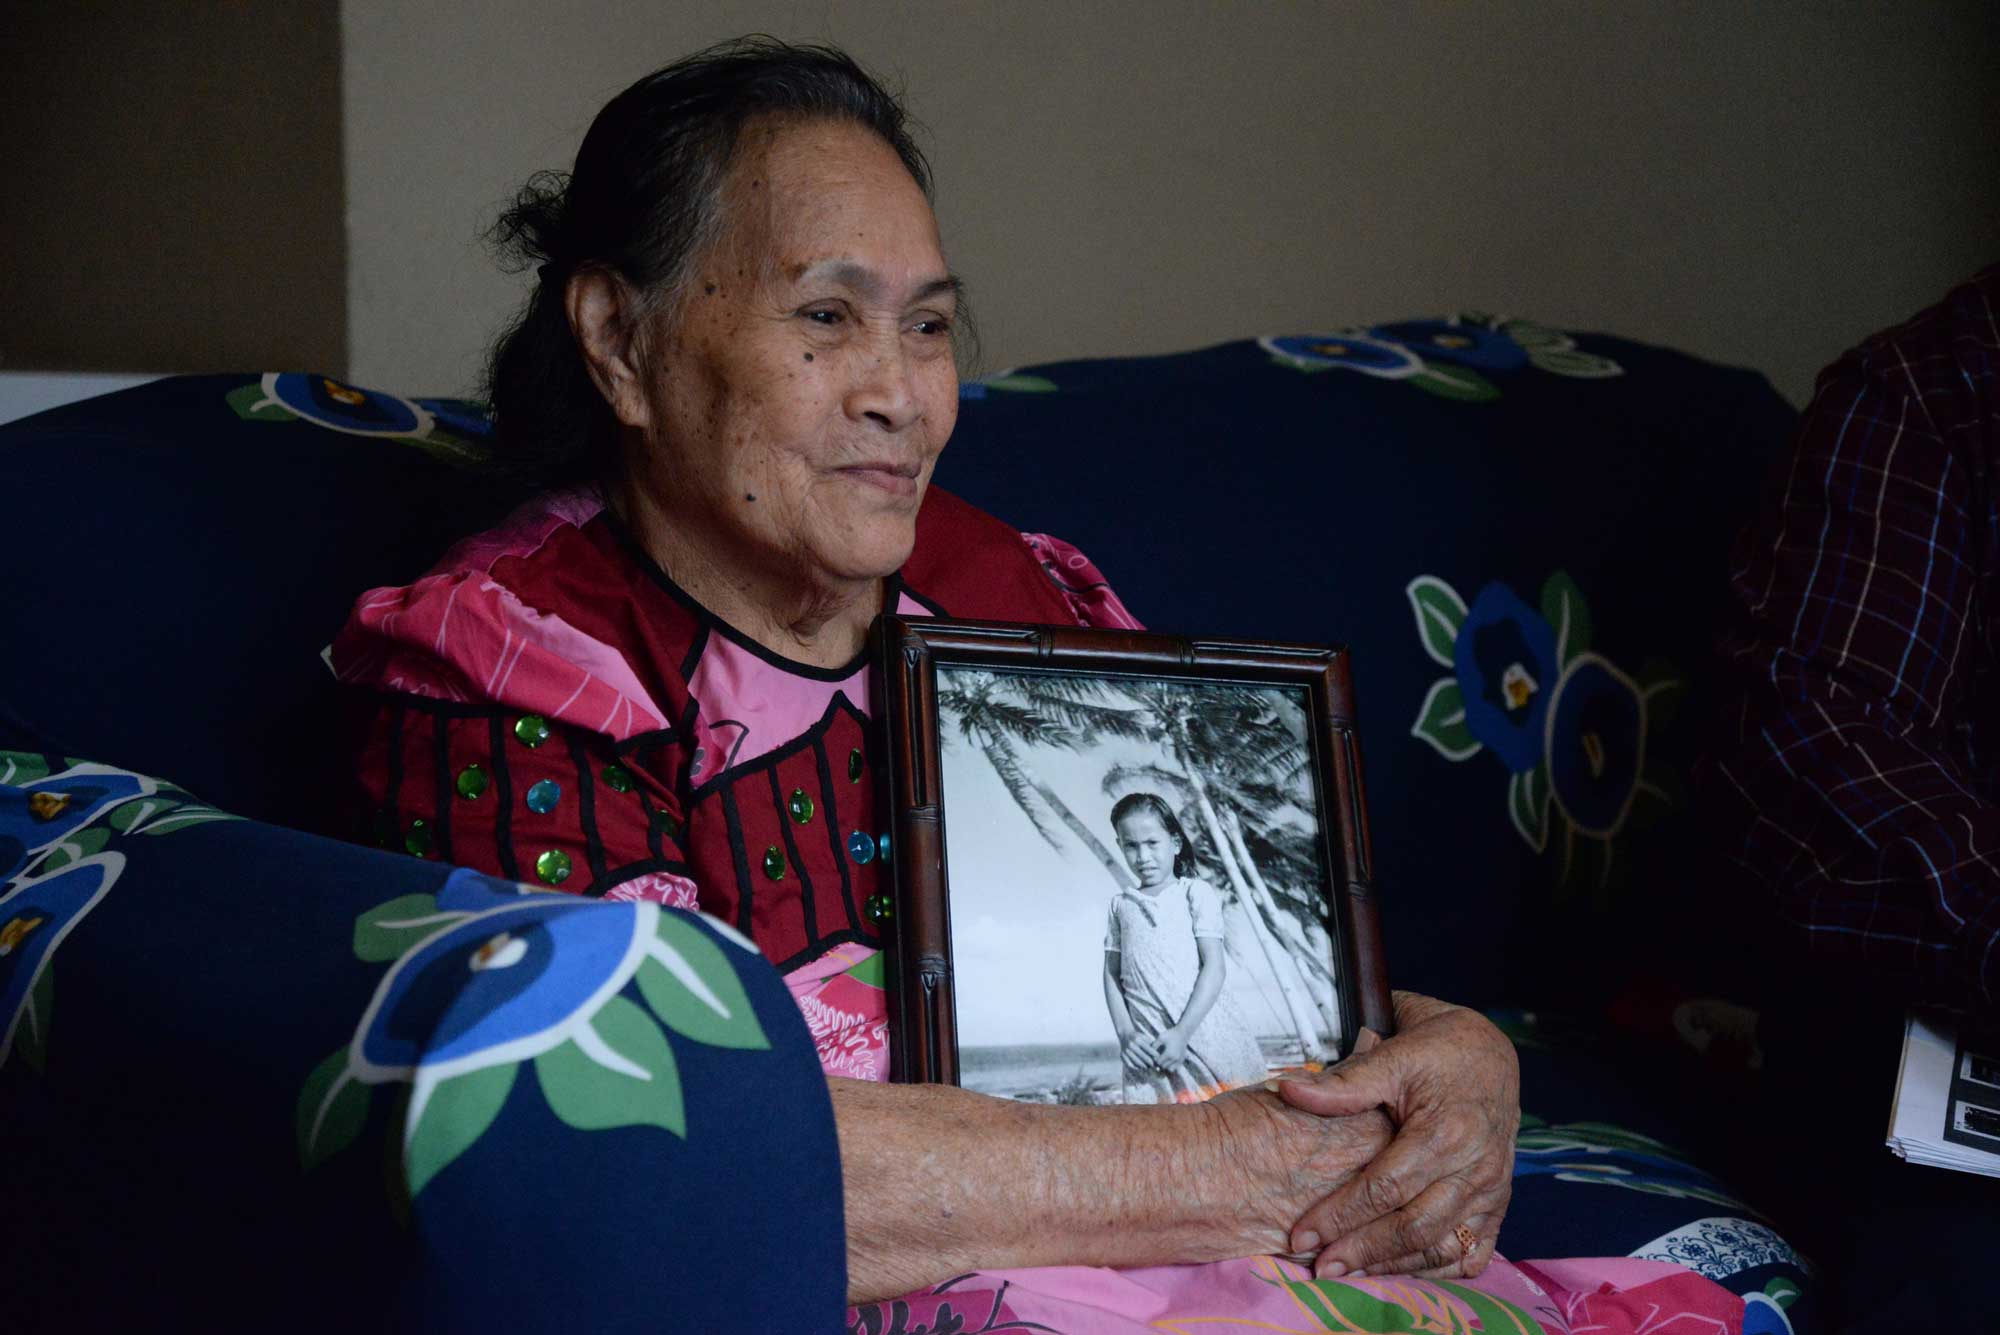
[1408,573,1679,887]
[1,756,237,1069]
[1262,312,1622,401]
[1259,333,1421,377]
[301,866,773,1197]
[414,397,497,440]
[1513,1120,1758,1215]
[0,768,149,878]
[226,374,488,462]
[1546,655,1647,836]
[1,854,120,1066]
[353,897,650,1080]
[1370,319,1531,373]
[1452,582,1560,773]
[267,373,425,435]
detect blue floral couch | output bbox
[0,315,1809,1331]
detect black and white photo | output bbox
[935,667,1345,1105]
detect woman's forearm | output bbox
[832,1076,1392,1302]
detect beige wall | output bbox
[16,5,1989,400]
[344,2,2000,407]
[1,3,346,374]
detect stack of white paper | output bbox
[1886,1013,2000,1177]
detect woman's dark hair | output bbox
[483,36,934,485]
[1109,791,1198,880]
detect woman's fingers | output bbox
[1276,994,1519,1280]
[1298,1166,1469,1276]
[1299,1104,1514,1273]
[1274,1036,1398,1119]
[1316,1213,1494,1282]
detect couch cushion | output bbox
[941,318,1796,1005]
[0,374,528,833]
[1,747,844,1329]
[0,321,1796,1006]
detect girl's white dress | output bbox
[1103,876,1271,1103]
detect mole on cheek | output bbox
[704,283,717,295]
[745,492,757,502]
[803,352,814,362]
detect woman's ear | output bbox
[566,268,653,431]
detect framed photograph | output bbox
[870,615,1392,1103]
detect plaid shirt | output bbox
[1710,265,2000,1016]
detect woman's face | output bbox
[627,116,960,592]
[1116,809,1180,887]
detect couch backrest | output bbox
[0,324,1795,1005]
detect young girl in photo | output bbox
[1101,792,1271,1103]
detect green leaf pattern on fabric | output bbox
[1764,1276,1802,1309]
[132,807,237,836]
[351,893,453,962]
[296,1046,371,1171]
[225,381,297,422]
[404,1061,519,1198]
[1506,764,1552,854]
[17,965,54,1073]
[0,753,51,787]
[38,825,110,873]
[535,994,685,1136]
[1407,576,1468,668]
[636,912,771,1050]
[1408,364,1501,403]
[1410,679,1481,762]
[1273,1273,1548,1333]
[980,372,1059,394]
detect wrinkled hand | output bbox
[1279,991,1519,1279]
[1205,1082,1395,1260]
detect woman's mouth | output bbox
[838,462,921,496]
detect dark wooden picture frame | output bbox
[871,615,1392,1098]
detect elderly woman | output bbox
[333,39,1518,1313]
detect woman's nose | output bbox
[843,335,920,431]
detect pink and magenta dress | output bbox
[332,483,1771,1334]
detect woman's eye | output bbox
[911,317,953,337]
[804,308,844,326]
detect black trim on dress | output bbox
[590,857,697,898]
[600,504,905,683]
[488,714,519,881]
[768,766,818,944]
[771,927,878,975]
[382,702,406,833]
[431,711,455,866]
[686,691,868,804]
[900,581,950,618]
[720,783,754,938]
[812,735,860,935]
[568,731,609,887]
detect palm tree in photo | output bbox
[935,670,1135,890]
[1112,680,1333,1059]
